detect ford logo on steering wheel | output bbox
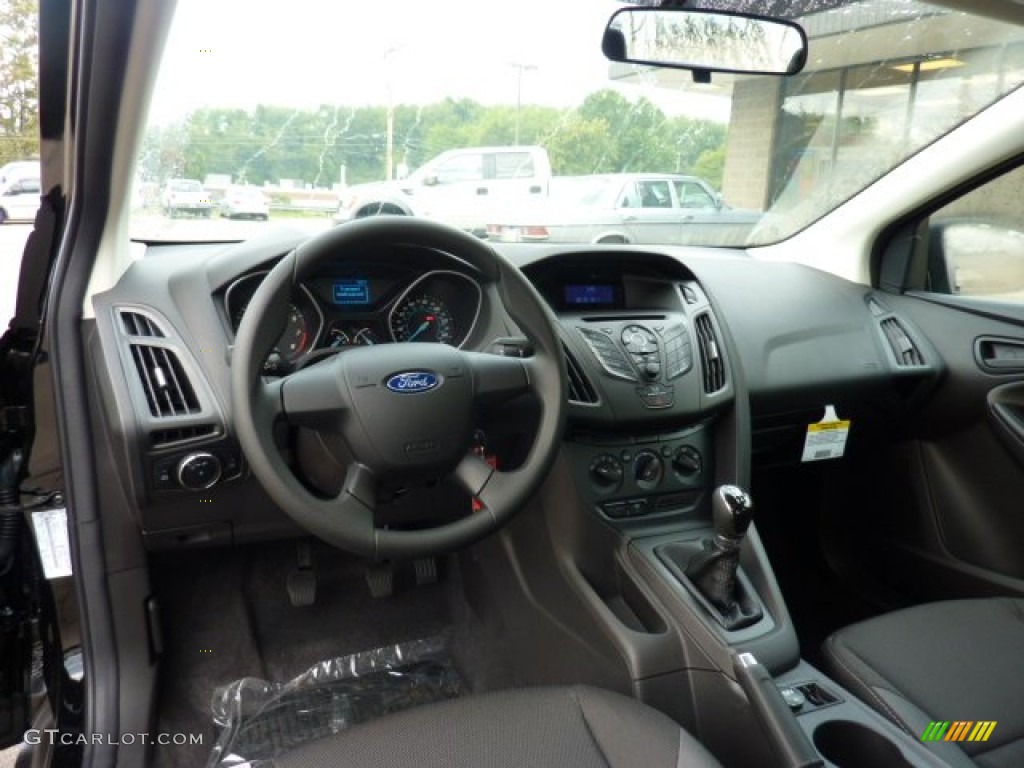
[385,371,441,394]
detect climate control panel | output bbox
[570,426,710,524]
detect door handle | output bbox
[476,187,488,195]
[987,382,1024,470]
[623,215,637,222]
[976,337,1024,373]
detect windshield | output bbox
[131,0,1024,247]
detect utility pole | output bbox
[384,47,400,180]
[509,62,538,145]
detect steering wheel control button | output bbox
[589,455,624,491]
[177,452,223,491]
[578,328,637,381]
[633,451,664,490]
[636,383,674,409]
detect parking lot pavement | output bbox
[0,223,32,327]
[131,212,334,242]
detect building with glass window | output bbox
[611,1,1024,218]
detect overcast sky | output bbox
[148,0,731,124]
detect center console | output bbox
[503,251,950,767]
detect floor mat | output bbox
[208,635,463,767]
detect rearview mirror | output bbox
[604,8,807,77]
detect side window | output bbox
[675,181,716,209]
[493,152,534,179]
[636,180,672,209]
[927,165,1024,299]
[20,179,41,195]
[618,183,640,209]
[434,154,484,185]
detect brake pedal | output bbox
[287,540,317,607]
[365,563,394,598]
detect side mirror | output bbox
[929,220,1024,296]
[604,7,807,76]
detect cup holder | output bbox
[813,720,914,767]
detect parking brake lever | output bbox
[733,652,823,768]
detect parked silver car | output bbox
[486,173,761,246]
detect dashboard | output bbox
[87,230,940,549]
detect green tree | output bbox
[692,146,726,188]
[546,115,614,175]
[0,0,39,165]
[578,89,676,172]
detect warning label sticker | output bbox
[801,406,850,462]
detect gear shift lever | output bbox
[712,485,754,548]
[685,485,754,614]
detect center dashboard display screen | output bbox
[563,284,618,308]
[333,279,372,306]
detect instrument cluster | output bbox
[224,266,483,373]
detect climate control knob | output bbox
[634,450,664,490]
[672,446,703,477]
[177,452,223,491]
[589,455,624,491]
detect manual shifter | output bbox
[685,485,755,615]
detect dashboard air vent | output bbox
[880,318,925,367]
[150,424,218,447]
[120,310,165,338]
[130,344,201,417]
[563,343,598,404]
[694,314,726,393]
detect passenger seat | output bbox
[823,598,1024,767]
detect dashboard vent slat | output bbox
[880,317,925,367]
[130,344,201,417]
[120,310,165,338]
[695,314,726,393]
[563,343,598,404]
[151,424,218,447]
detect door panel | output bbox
[861,291,1024,594]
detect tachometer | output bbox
[390,295,455,344]
[233,301,310,361]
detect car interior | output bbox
[3,0,1024,767]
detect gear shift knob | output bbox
[712,484,754,548]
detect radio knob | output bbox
[177,452,222,491]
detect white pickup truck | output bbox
[334,146,552,236]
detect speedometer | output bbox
[390,295,455,344]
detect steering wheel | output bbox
[230,216,566,559]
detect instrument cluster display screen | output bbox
[333,279,372,306]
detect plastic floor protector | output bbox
[207,635,464,767]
